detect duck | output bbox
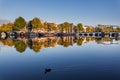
[45,68,52,74]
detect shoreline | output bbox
[0,31,120,39]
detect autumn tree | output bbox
[43,22,48,32]
[115,27,120,32]
[13,17,26,30]
[48,23,57,32]
[63,22,70,33]
[86,27,91,32]
[32,17,42,32]
[0,23,13,31]
[76,23,83,33]
[103,27,112,33]
[57,24,64,33]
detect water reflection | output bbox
[0,36,120,53]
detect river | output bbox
[0,36,120,80]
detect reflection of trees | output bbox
[103,36,111,42]
[85,37,94,42]
[77,37,83,46]
[0,36,120,53]
[0,23,13,31]
[31,38,57,52]
[27,39,33,49]
[57,37,64,45]
[32,41,42,53]
[95,38,103,44]
[49,39,57,47]
[0,40,14,46]
[43,38,57,48]
[14,40,27,53]
[57,37,74,47]
[63,37,69,47]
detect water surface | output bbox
[0,37,120,80]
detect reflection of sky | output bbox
[0,41,120,80]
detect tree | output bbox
[63,22,70,33]
[95,27,102,32]
[57,24,64,33]
[86,27,95,32]
[43,22,48,32]
[13,16,26,30]
[76,23,83,33]
[0,23,13,31]
[48,23,57,32]
[115,27,120,32]
[32,17,42,31]
[103,27,112,33]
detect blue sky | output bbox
[0,0,120,25]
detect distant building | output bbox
[109,25,120,29]
[69,23,75,33]
[27,21,33,32]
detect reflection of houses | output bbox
[27,21,33,32]
[70,37,74,45]
[27,39,33,49]
[62,36,75,45]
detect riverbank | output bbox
[0,31,120,39]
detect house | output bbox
[27,21,33,32]
[69,23,75,33]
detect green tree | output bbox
[76,23,83,33]
[95,27,102,32]
[63,22,70,33]
[32,17,42,31]
[13,17,26,30]
[57,24,64,33]
[14,40,27,53]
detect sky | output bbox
[0,0,120,25]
